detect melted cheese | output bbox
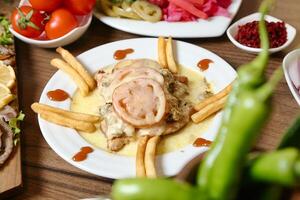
[70,66,213,156]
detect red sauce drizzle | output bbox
[197,59,214,71]
[193,138,212,147]
[72,146,94,162]
[47,89,69,101]
[114,48,134,60]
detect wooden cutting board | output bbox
[0,0,23,198]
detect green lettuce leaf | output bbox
[9,111,25,146]
[0,16,13,45]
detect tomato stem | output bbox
[16,7,40,31]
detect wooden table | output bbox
[8,0,300,199]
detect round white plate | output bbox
[93,0,242,38]
[38,38,237,179]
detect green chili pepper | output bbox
[239,115,300,200]
[278,115,300,149]
[112,178,201,200]
[249,148,300,186]
[196,0,282,199]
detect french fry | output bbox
[158,37,167,68]
[40,111,96,133]
[145,136,160,178]
[136,136,149,177]
[194,84,233,111]
[31,103,101,123]
[191,95,228,124]
[51,58,89,96]
[56,47,96,90]
[166,37,178,73]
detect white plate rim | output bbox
[93,0,242,38]
[38,38,237,179]
[283,49,300,106]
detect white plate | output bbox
[38,38,237,179]
[283,49,300,106]
[93,0,242,38]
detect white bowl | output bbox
[9,0,92,48]
[227,12,296,54]
[283,49,300,106]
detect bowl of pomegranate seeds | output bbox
[226,12,296,54]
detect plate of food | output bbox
[93,0,242,38]
[32,37,236,179]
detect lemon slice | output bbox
[0,83,14,109]
[0,61,16,89]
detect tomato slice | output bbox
[112,78,166,127]
[169,0,208,19]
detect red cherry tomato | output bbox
[29,0,62,12]
[45,8,78,40]
[64,0,96,15]
[11,6,45,38]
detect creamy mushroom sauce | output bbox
[70,65,213,156]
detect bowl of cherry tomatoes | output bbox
[9,0,95,48]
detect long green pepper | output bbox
[196,0,282,199]
[111,0,282,199]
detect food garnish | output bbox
[0,83,14,110]
[47,89,70,101]
[11,6,45,38]
[72,146,94,162]
[0,16,13,45]
[235,20,287,48]
[97,0,231,22]
[0,61,16,89]
[114,48,134,60]
[113,78,166,127]
[9,111,25,145]
[193,137,212,147]
[197,59,213,71]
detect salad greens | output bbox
[0,16,13,45]
[9,111,25,145]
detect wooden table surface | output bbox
[7,0,300,199]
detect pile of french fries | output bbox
[32,103,101,132]
[158,36,178,73]
[32,47,100,133]
[191,83,232,123]
[51,47,96,96]
[136,135,160,178]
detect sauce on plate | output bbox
[114,48,134,60]
[197,59,213,71]
[72,146,94,162]
[193,137,212,147]
[47,89,70,101]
